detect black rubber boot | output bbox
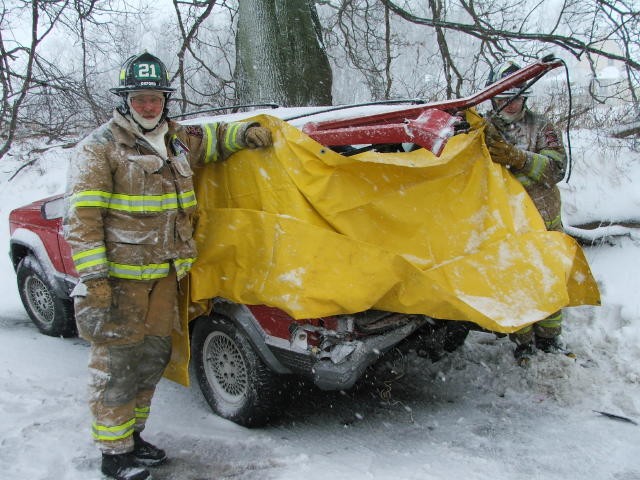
[513,342,537,367]
[133,432,167,467]
[535,335,571,355]
[101,453,151,480]
[536,335,557,352]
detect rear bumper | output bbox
[212,298,427,391]
[311,318,424,390]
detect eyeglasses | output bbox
[130,95,164,108]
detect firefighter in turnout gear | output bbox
[64,52,272,480]
[484,60,568,365]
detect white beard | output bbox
[126,94,165,131]
[123,106,168,157]
[130,108,163,130]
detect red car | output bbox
[9,193,471,426]
[9,58,563,425]
[8,102,473,427]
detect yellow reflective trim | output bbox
[539,148,564,164]
[135,406,150,419]
[546,214,562,230]
[73,246,107,271]
[108,261,171,280]
[74,254,194,280]
[75,257,108,271]
[174,257,196,277]
[71,190,112,208]
[73,191,196,213]
[537,312,563,328]
[526,154,548,182]
[92,418,135,441]
[110,195,160,212]
[93,431,133,441]
[224,122,242,152]
[108,259,194,280]
[109,193,163,212]
[72,246,106,261]
[203,123,218,164]
[72,188,196,213]
[178,191,197,208]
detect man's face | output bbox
[494,96,524,116]
[129,91,165,119]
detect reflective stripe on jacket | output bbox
[64,110,252,281]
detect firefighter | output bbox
[483,60,568,364]
[63,52,272,480]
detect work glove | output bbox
[84,277,112,309]
[244,126,273,149]
[484,122,527,170]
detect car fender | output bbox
[10,227,77,298]
[210,299,292,375]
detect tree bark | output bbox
[235,0,332,106]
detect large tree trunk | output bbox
[235,0,333,106]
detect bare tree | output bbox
[170,0,233,115]
[3,0,639,163]
[428,0,464,99]
[319,0,488,102]
[379,0,639,108]
[320,1,398,101]
[236,0,333,106]
[1,0,151,160]
[0,1,64,159]
[66,0,116,127]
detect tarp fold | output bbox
[164,112,600,385]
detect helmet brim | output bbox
[109,86,175,96]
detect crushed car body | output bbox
[8,57,600,426]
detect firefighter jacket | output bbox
[490,109,567,231]
[64,110,254,282]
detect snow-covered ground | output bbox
[1,122,639,479]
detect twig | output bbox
[593,410,638,425]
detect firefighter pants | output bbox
[510,311,563,345]
[74,270,177,454]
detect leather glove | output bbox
[484,122,527,170]
[84,277,112,309]
[245,126,272,149]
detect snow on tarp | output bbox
[164,111,600,385]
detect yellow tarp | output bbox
[164,111,600,385]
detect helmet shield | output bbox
[487,61,531,98]
[110,52,175,96]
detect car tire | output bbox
[191,315,283,427]
[16,255,76,337]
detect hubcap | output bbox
[203,331,249,405]
[25,275,55,326]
